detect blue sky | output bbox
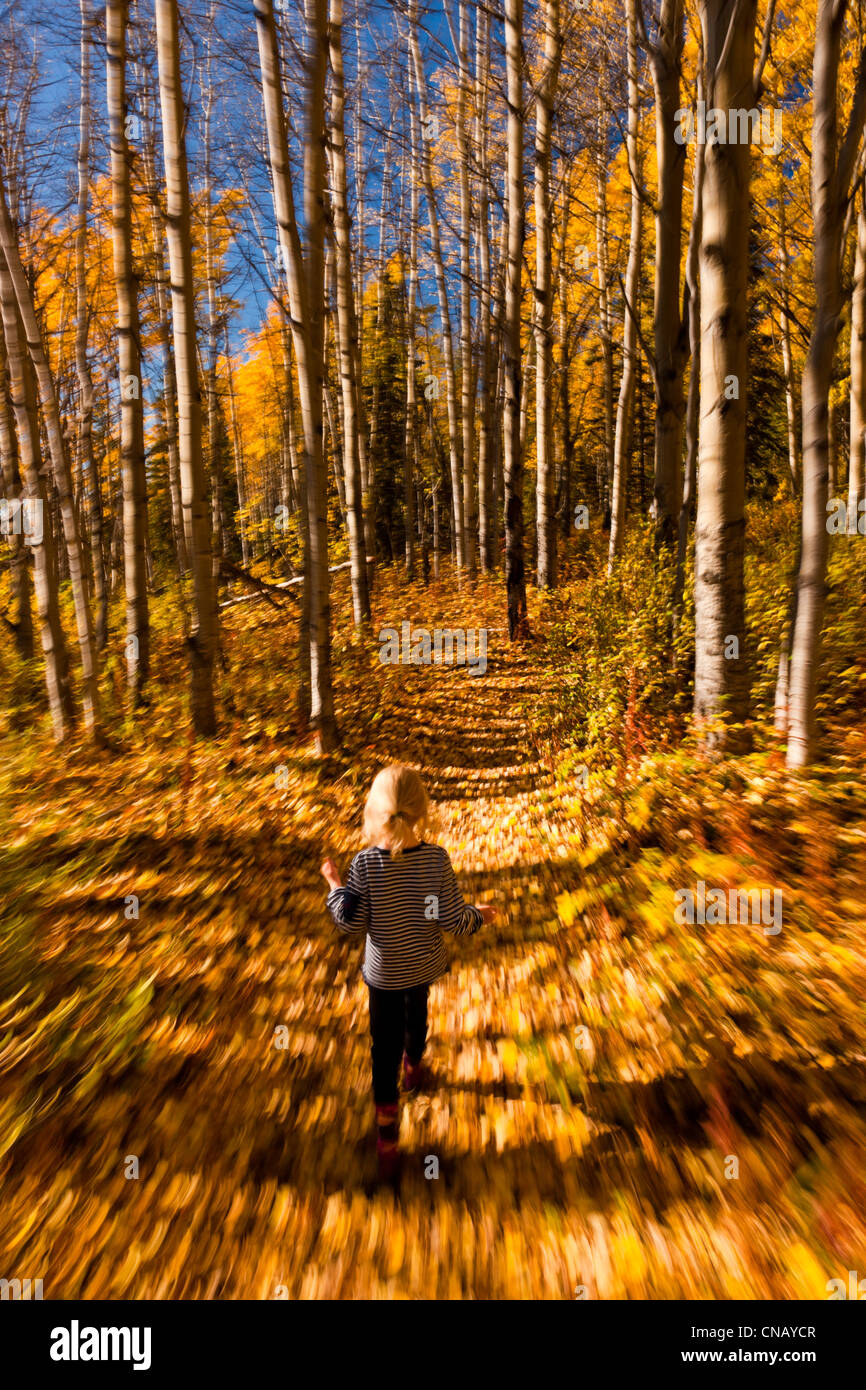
[4,0,469,353]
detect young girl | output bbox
[321,764,495,1179]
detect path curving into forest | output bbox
[1,571,865,1298]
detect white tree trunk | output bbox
[76,0,108,650]
[608,0,641,572]
[648,0,687,550]
[107,0,149,703]
[534,0,562,590]
[409,0,465,569]
[779,185,801,495]
[0,258,71,735]
[787,0,866,766]
[139,62,187,575]
[255,0,338,750]
[457,0,476,576]
[673,74,705,623]
[849,182,866,528]
[155,0,218,736]
[0,282,33,660]
[595,80,615,519]
[328,0,371,622]
[504,0,528,637]
[0,166,100,733]
[405,80,420,580]
[475,3,495,571]
[692,0,757,750]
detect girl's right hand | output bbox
[321,858,342,890]
[476,904,496,924]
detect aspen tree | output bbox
[608,0,642,573]
[155,0,218,736]
[673,67,705,624]
[76,0,107,649]
[492,212,508,543]
[557,183,572,542]
[366,135,391,547]
[255,0,338,750]
[353,11,366,379]
[778,171,801,495]
[281,318,312,720]
[595,77,615,519]
[457,0,476,577]
[0,256,71,734]
[475,0,495,570]
[405,70,420,581]
[138,55,187,575]
[0,290,32,661]
[849,180,866,527]
[534,0,562,590]
[202,3,226,594]
[0,166,100,734]
[692,0,762,750]
[328,0,371,621]
[409,0,465,570]
[222,309,250,567]
[787,0,866,767]
[641,0,687,552]
[504,0,528,637]
[107,0,149,702]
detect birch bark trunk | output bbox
[328,0,371,622]
[595,80,615,523]
[475,2,494,571]
[692,0,757,750]
[0,166,100,733]
[787,0,866,765]
[222,310,249,566]
[457,0,476,576]
[647,0,687,551]
[76,0,108,649]
[504,0,528,637]
[673,76,705,624]
[0,292,33,660]
[779,184,801,495]
[255,0,337,750]
[155,0,218,736]
[107,0,149,702]
[608,0,641,572]
[850,186,866,528]
[534,0,562,590]
[409,0,465,570]
[0,256,71,734]
[405,81,420,580]
[139,62,187,574]
[202,7,225,596]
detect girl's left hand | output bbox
[321,858,342,890]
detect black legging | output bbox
[368,983,429,1105]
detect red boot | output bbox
[402,1055,431,1093]
[375,1102,399,1181]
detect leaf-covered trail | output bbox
[1,571,864,1298]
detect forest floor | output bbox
[1,556,866,1298]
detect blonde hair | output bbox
[363,764,435,854]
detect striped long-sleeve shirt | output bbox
[326,841,483,989]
